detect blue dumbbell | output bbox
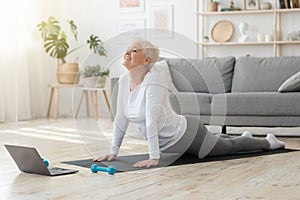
[91,164,116,175]
[42,158,49,167]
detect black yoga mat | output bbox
[62,149,297,173]
[63,153,181,172]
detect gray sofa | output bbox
[111,56,300,133]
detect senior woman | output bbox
[93,38,285,168]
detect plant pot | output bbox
[84,76,107,88]
[208,2,218,12]
[57,63,79,84]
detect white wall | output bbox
[39,0,197,118]
[39,0,300,118]
[41,0,197,72]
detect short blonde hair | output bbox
[131,38,160,67]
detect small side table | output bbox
[47,84,83,119]
[75,87,110,120]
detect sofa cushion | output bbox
[209,115,300,127]
[278,70,300,92]
[211,92,300,116]
[169,92,212,115]
[151,60,178,93]
[163,56,235,93]
[232,56,300,92]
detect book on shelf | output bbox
[285,0,291,8]
[280,0,300,9]
[290,0,300,8]
[278,0,286,8]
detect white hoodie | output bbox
[110,70,187,159]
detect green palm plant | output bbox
[37,16,106,64]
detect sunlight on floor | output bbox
[0,117,149,155]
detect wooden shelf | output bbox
[197,10,275,15]
[196,0,300,58]
[197,41,300,46]
[276,41,300,44]
[198,42,274,46]
[197,8,300,15]
[277,8,300,13]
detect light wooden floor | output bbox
[0,117,300,200]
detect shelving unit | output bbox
[196,0,300,59]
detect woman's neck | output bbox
[129,65,148,91]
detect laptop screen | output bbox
[5,144,51,175]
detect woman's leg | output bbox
[185,118,270,158]
[163,116,203,155]
[185,119,222,158]
[164,116,281,160]
[206,136,270,157]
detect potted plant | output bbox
[208,0,219,12]
[37,16,107,84]
[82,64,110,88]
[203,36,210,43]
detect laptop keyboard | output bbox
[49,167,69,172]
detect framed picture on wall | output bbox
[150,5,173,38]
[244,0,260,10]
[117,0,144,13]
[116,19,146,44]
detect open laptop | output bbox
[4,144,78,176]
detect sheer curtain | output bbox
[0,0,46,122]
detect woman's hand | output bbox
[93,154,116,162]
[132,159,159,168]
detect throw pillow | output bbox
[278,70,300,92]
[151,60,178,93]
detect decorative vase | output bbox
[208,2,218,12]
[57,63,79,84]
[84,76,107,88]
[238,22,249,43]
[260,2,272,10]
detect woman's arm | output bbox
[109,78,129,156]
[145,82,168,159]
[132,80,169,168]
[94,77,129,162]
[93,117,128,162]
[109,114,129,156]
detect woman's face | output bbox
[123,42,150,70]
